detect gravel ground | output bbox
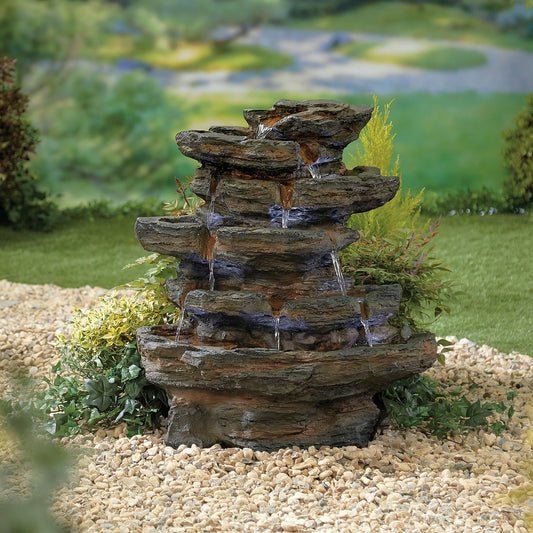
[0,279,532,532]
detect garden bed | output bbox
[0,280,531,532]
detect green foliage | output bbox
[342,219,453,331]
[422,187,510,216]
[57,293,178,372]
[30,67,191,202]
[286,0,366,17]
[125,0,287,45]
[382,373,517,440]
[119,252,181,303]
[13,291,179,439]
[286,1,533,52]
[503,93,533,210]
[0,57,59,230]
[34,344,168,438]
[29,258,181,437]
[0,405,73,533]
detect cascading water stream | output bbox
[330,249,347,296]
[174,309,186,342]
[206,195,216,231]
[281,209,290,229]
[209,261,215,291]
[307,162,321,179]
[206,193,218,291]
[279,183,294,229]
[358,298,373,347]
[274,316,281,350]
[257,123,273,139]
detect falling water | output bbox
[358,298,373,347]
[206,195,216,230]
[361,319,373,347]
[330,250,347,296]
[257,123,273,139]
[281,209,290,228]
[175,310,186,342]
[274,316,281,350]
[209,260,215,291]
[307,162,321,179]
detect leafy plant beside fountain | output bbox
[134,99,439,450]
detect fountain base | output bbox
[137,326,436,450]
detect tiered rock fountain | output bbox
[136,99,437,451]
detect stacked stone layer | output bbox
[135,99,437,450]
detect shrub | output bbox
[0,57,59,230]
[382,373,517,441]
[347,94,425,239]
[422,187,508,216]
[503,93,533,210]
[6,263,180,438]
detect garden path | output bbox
[148,26,533,94]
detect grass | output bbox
[89,34,292,71]
[286,1,533,52]
[339,41,487,70]
[432,214,533,356]
[0,217,147,289]
[1,214,531,356]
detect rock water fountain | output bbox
[135,99,437,451]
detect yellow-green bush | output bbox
[57,293,179,373]
[348,93,425,238]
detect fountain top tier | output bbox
[176,99,374,182]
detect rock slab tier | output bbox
[135,99,437,450]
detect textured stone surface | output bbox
[244,99,372,146]
[292,166,400,222]
[137,327,436,449]
[244,99,373,166]
[135,216,207,259]
[175,130,302,176]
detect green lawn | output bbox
[286,1,533,52]
[432,214,532,356]
[0,217,147,289]
[1,214,531,356]
[339,41,487,70]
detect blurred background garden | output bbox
[1,0,533,355]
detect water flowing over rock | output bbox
[135,98,437,451]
